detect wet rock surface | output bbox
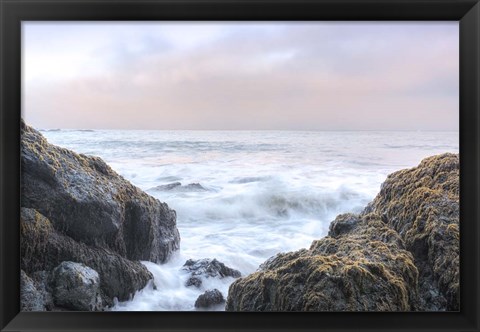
[195,289,225,309]
[226,153,459,312]
[182,258,241,288]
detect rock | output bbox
[186,277,203,288]
[365,153,459,311]
[150,182,208,192]
[182,258,241,288]
[226,154,459,312]
[152,182,183,191]
[195,289,225,309]
[328,213,361,237]
[29,271,55,310]
[20,270,46,311]
[50,261,102,311]
[184,183,208,191]
[226,213,417,311]
[21,120,180,263]
[20,207,153,304]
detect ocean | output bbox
[40,129,459,311]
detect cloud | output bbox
[23,22,458,130]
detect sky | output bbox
[22,22,459,130]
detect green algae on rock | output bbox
[226,153,459,311]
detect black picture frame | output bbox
[1,0,479,331]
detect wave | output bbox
[229,176,272,184]
[168,180,369,223]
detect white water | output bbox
[41,129,458,311]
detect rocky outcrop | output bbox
[182,258,241,288]
[195,289,226,309]
[227,213,418,311]
[50,261,102,311]
[20,207,153,307]
[20,120,181,311]
[21,120,180,263]
[226,153,459,312]
[365,153,459,311]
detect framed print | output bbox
[1,0,479,331]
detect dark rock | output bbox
[365,153,459,311]
[150,182,208,192]
[20,207,153,304]
[50,261,102,311]
[195,289,225,309]
[21,120,180,263]
[226,154,459,312]
[29,271,55,310]
[185,277,203,288]
[182,258,241,288]
[152,182,182,191]
[328,213,361,237]
[184,183,208,191]
[20,270,46,311]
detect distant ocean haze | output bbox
[41,129,459,311]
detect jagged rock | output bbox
[20,270,46,311]
[328,213,361,237]
[20,207,153,304]
[186,277,203,288]
[227,213,417,311]
[21,120,180,263]
[365,153,459,311]
[182,258,241,288]
[195,289,225,309]
[226,154,459,312]
[50,261,102,311]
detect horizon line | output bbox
[36,127,460,133]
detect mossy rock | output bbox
[366,153,459,310]
[227,213,417,311]
[227,154,459,312]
